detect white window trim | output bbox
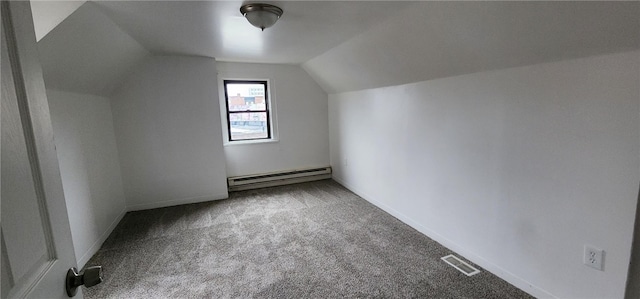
[218,77,279,146]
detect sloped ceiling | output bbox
[30,0,86,41]
[36,1,640,96]
[37,2,148,96]
[35,1,409,96]
[303,1,640,93]
[91,1,409,64]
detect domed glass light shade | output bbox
[240,3,283,31]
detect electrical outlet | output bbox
[584,245,604,271]
[343,158,348,167]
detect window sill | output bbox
[223,138,279,147]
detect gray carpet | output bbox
[83,180,533,298]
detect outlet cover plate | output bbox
[584,245,604,271]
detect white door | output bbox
[1,1,81,298]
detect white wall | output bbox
[48,89,126,268]
[111,55,228,210]
[217,62,329,177]
[329,51,640,298]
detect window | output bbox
[222,80,272,142]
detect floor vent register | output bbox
[441,254,481,276]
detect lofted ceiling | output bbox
[304,1,640,93]
[30,0,86,41]
[35,1,640,96]
[35,1,411,95]
[38,2,148,96]
[92,0,409,64]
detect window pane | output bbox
[229,112,268,140]
[226,83,266,112]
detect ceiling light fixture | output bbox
[240,3,283,31]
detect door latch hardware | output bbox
[66,266,103,297]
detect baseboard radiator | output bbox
[227,166,332,192]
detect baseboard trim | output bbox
[76,208,127,269]
[126,193,229,212]
[332,175,556,299]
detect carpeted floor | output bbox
[83,179,533,298]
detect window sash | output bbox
[224,80,271,142]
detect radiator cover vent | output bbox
[227,166,331,191]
